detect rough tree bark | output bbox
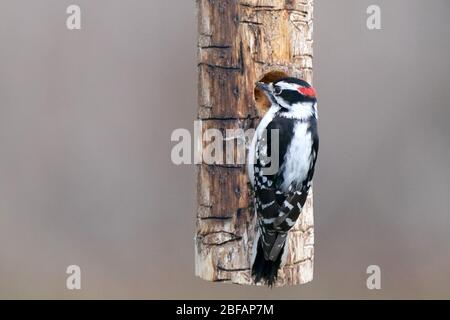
[195,0,314,286]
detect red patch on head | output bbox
[298,86,316,97]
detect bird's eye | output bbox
[273,86,282,95]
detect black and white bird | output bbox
[248,77,319,286]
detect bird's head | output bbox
[256,77,317,111]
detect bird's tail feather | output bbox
[252,240,284,287]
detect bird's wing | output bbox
[253,118,317,261]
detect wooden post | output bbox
[195,0,314,286]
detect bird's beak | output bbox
[256,82,272,93]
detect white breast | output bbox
[247,105,280,187]
[280,121,313,192]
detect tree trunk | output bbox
[195,0,314,286]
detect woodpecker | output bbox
[248,77,319,286]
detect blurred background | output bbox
[0,0,449,299]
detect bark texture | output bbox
[195,0,314,286]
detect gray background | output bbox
[0,0,449,299]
